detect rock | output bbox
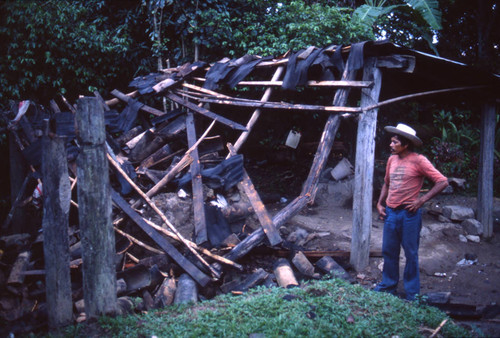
[424,291,451,304]
[459,234,468,242]
[442,226,463,238]
[442,205,475,221]
[466,235,480,243]
[316,178,354,207]
[420,227,431,239]
[461,218,483,236]
[441,185,454,194]
[438,215,451,223]
[448,177,466,190]
[286,228,309,243]
[426,202,443,216]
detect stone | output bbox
[420,227,431,239]
[442,205,475,221]
[427,202,443,216]
[315,178,354,207]
[438,215,451,223]
[459,234,468,242]
[466,235,480,243]
[461,218,483,236]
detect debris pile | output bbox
[1,44,373,334]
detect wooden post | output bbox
[76,97,117,318]
[8,130,29,232]
[350,57,382,271]
[186,112,207,245]
[477,100,496,239]
[41,120,73,328]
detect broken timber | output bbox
[111,190,211,286]
[186,112,208,245]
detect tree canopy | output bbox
[0,0,496,106]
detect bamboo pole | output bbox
[107,153,219,278]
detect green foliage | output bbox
[425,109,481,190]
[0,0,134,104]
[352,0,442,54]
[230,1,373,57]
[63,279,468,337]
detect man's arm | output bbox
[377,183,389,217]
[406,179,448,213]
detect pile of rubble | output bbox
[1,46,371,334]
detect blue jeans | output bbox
[375,206,422,300]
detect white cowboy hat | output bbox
[384,123,423,147]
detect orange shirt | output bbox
[384,152,447,208]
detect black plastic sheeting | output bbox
[175,154,244,191]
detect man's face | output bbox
[390,136,408,155]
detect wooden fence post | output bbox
[42,119,73,328]
[477,100,496,239]
[351,57,382,271]
[76,97,117,317]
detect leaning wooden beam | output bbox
[227,144,282,246]
[111,190,211,286]
[232,65,285,152]
[114,227,164,255]
[108,153,220,280]
[165,92,247,131]
[186,112,208,245]
[111,89,165,117]
[133,120,215,207]
[300,55,360,200]
[105,90,138,106]
[223,195,310,262]
[221,56,360,263]
[362,85,488,112]
[2,174,31,230]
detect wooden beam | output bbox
[111,89,165,117]
[108,153,220,279]
[105,90,139,106]
[41,120,73,328]
[235,80,373,88]
[192,78,372,88]
[111,190,211,287]
[232,65,285,153]
[351,57,382,271]
[191,95,360,113]
[228,142,282,247]
[477,100,496,239]
[362,86,488,112]
[165,92,247,131]
[186,112,208,245]
[75,97,117,318]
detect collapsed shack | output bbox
[0,40,498,333]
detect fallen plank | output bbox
[186,112,207,245]
[165,92,247,131]
[111,89,165,117]
[111,190,211,287]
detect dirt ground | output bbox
[279,192,500,335]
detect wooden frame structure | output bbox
[114,41,497,272]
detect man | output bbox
[374,123,448,301]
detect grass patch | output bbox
[63,278,469,337]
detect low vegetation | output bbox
[64,278,468,337]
